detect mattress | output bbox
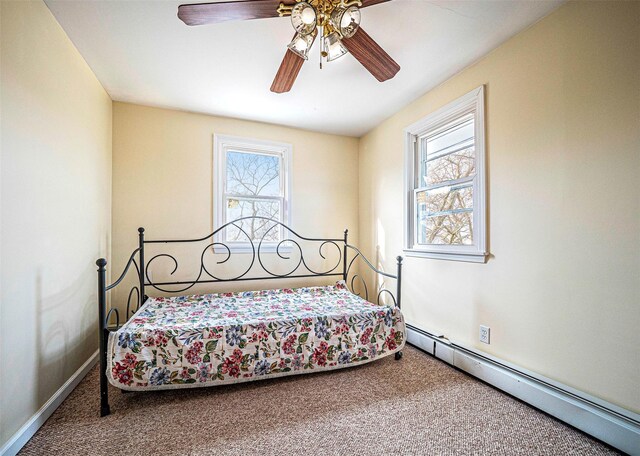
[107,281,405,390]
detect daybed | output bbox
[97,216,404,416]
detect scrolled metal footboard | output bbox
[344,243,402,309]
[96,216,403,417]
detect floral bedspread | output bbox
[107,281,405,390]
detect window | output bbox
[404,86,487,263]
[214,134,292,252]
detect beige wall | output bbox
[359,1,640,413]
[0,0,112,447]
[111,103,359,308]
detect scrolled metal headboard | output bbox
[142,216,346,293]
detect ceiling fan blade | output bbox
[178,0,294,26]
[360,0,392,8]
[341,27,400,82]
[271,49,305,93]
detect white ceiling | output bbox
[44,0,563,137]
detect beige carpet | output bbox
[19,346,618,455]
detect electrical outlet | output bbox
[479,325,490,344]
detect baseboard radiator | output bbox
[406,324,640,456]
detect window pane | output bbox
[226,151,281,197]
[421,184,473,214]
[423,147,475,186]
[225,197,281,242]
[416,185,473,245]
[426,116,474,158]
[420,214,473,245]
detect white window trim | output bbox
[213,134,292,254]
[403,85,488,263]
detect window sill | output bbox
[403,249,488,263]
[213,243,294,255]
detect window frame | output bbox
[213,134,292,254]
[403,86,487,263]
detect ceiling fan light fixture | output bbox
[287,31,317,60]
[330,5,361,38]
[324,32,348,62]
[290,2,317,36]
[177,0,402,93]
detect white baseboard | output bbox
[406,324,640,456]
[0,350,99,456]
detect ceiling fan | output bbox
[177,0,400,93]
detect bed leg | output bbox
[99,332,111,416]
[101,400,111,417]
[395,351,403,361]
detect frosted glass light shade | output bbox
[291,2,317,36]
[288,32,316,60]
[324,32,347,61]
[330,5,361,38]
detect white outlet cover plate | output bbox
[480,325,490,344]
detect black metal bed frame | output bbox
[96,216,403,417]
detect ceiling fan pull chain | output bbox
[319,25,324,69]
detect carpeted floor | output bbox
[19,346,619,455]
